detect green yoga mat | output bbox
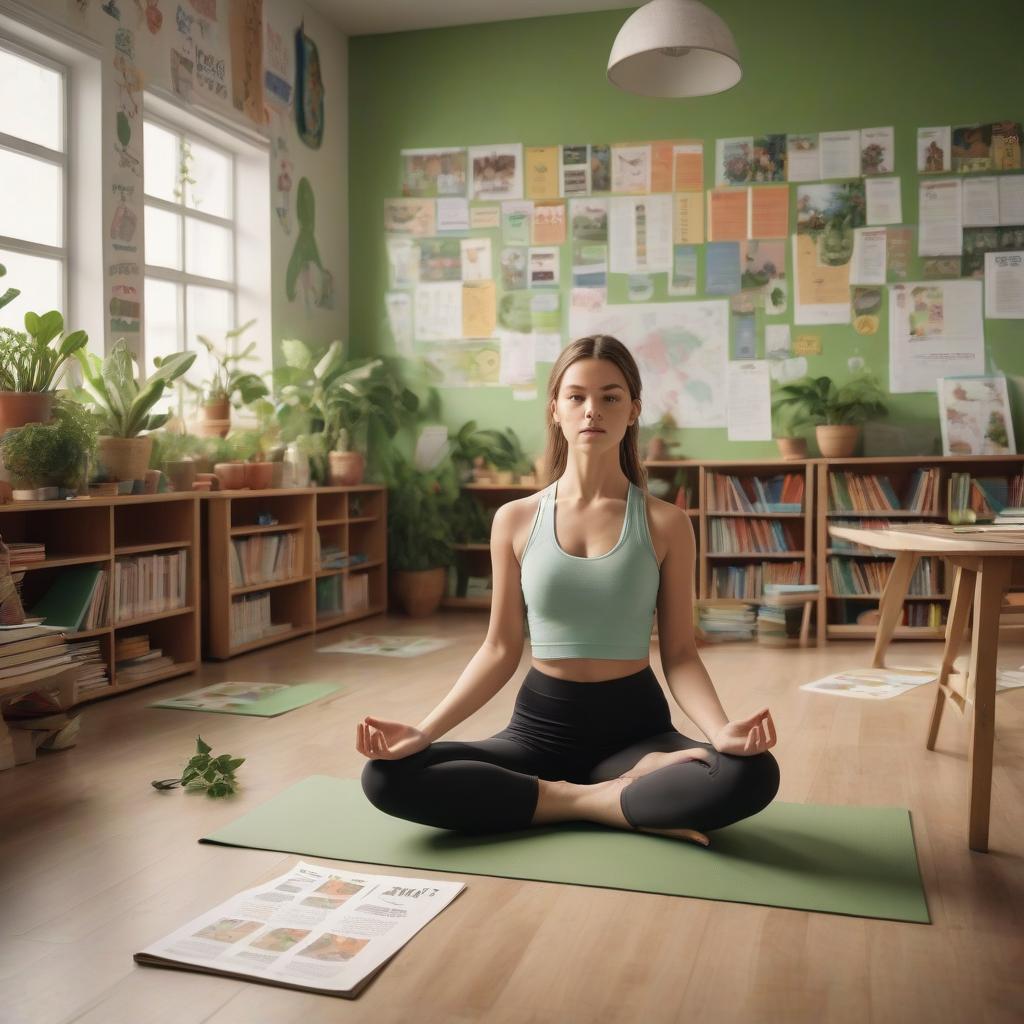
[202,776,930,923]
[150,682,341,717]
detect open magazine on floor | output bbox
[134,861,465,998]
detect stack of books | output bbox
[994,506,1024,525]
[0,625,74,694]
[756,583,819,647]
[6,542,45,566]
[709,561,805,599]
[67,637,108,697]
[696,601,757,643]
[115,634,174,683]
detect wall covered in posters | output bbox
[4,0,347,364]
[349,0,1024,462]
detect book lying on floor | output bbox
[134,860,465,998]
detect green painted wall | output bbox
[349,2,1024,462]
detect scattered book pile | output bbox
[0,624,73,691]
[756,584,819,647]
[6,542,45,566]
[708,518,799,554]
[68,637,108,697]
[115,551,188,622]
[828,468,939,513]
[696,601,756,643]
[709,560,805,599]
[230,533,299,587]
[231,592,292,646]
[828,556,944,597]
[115,634,175,683]
[30,565,109,632]
[705,472,805,513]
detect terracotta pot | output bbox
[776,437,808,461]
[328,450,365,486]
[0,391,54,433]
[164,459,197,492]
[214,461,247,490]
[816,424,860,459]
[493,470,514,485]
[98,436,153,483]
[196,472,220,491]
[196,418,230,438]
[390,568,446,618]
[144,469,162,494]
[646,437,668,461]
[244,461,274,489]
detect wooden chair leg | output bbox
[966,559,1011,853]
[927,566,976,751]
[799,599,813,647]
[871,551,918,668]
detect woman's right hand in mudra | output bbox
[356,716,430,760]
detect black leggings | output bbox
[361,665,780,834]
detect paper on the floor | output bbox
[134,860,464,998]
[317,635,452,658]
[800,667,937,700]
[150,681,341,717]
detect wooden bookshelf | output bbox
[0,493,201,704]
[202,486,386,659]
[816,455,1024,643]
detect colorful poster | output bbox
[669,245,698,297]
[499,247,528,291]
[560,145,590,196]
[705,242,741,295]
[525,146,559,199]
[501,200,533,245]
[786,134,820,182]
[918,127,951,173]
[708,188,748,242]
[741,240,787,311]
[672,143,704,192]
[715,136,753,185]
[401,148,467,197]
[531,202,566,245]
[793,232,850,324]
[469,144,523,200]
[418,239,462,283]
[859,127,894,175]
[610,144,651,193]
[751,134,786,182]
[609,195,672,273]
[263,14,293,111]
[650,140,677,193]
[528,247,559,287]
[229,0,263,124]
[569,198,608,244]
[462,280,497,338]
[384,198,435,237]
[294,23,324,147]
[460,237,492,281]
[992,121,1023,170]
[750,186,789,239]
[673,192,704,245]
[423,341,501,387]
[952,124,993,174]
[938,376,1015,455]
[590,145,611,193]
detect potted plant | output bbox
[0,307,89,433]
[384,454,455,617]
[769,391,809,460]
[183,321,269,438]
[644,412,680,462]
[450,421,533,485]
[0,398,97,499]
[75,340,196,483]
[274,339,419,486]
[772,372,888,458]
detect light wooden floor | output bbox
[2,612,1023,1024]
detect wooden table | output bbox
[828,522,1024,852]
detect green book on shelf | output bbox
[29,566,102,631]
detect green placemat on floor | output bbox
[150,682,341,717]
[202,776,930,923]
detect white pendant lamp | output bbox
[607,0,742,98]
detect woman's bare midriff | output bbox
[512,489,671,688]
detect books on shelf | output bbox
[828,468,939,513]
[705,472,804,513]
[835,603,946,628]
[115,551,187,622]
[29,566,106,632]
[709,561,805,599]
[343,573,370,612]
[231,533,300,587]
[707,517,799,554]
[68,638,109,696]
[6,542,45,565]
[316,531,348,570]
[827,556,944,597]
[762,583,820,607]
[231,592,292,647]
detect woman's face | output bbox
[551,357,640,452]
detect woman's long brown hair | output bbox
[540,335,647,490]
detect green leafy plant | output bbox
[383,452,457,572]
[0,311,88,392]
[450,421,533,479]
[180,736,244,797]
[0,263,19,311]
[0,398,97,488]
[75,340,196,437]
[771,373,888,430]
[274,339,420,483]
[183,321,269,407]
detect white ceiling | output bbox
[309,0,630,37]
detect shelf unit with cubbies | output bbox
[314,485,388,630]
[202,486,387,659]
[816,455,1024,643]
[698,460,815,605]
[1,493,200,704]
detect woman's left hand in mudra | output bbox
[712,707,776,756]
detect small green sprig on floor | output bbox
[180,736,245,797]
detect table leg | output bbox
[927,565,976,750]
[870,551,918,669]
[966,559,1011,853]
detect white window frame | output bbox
[142,111,239,363]
[0,34,69,319]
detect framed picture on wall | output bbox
[938,375,1016,456]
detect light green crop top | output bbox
[519,480,661,660]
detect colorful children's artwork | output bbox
[938,376,1016,456]
[951,124,992,174]
[469,144,523,200]
[384,198,435,237]
[294,22,324,149]
[715,136,754,185]
[401,148,467,197]
[286,178,333,309]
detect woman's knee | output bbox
[719,749,780,811]
[361,758,415,813]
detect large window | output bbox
[0,39,67,328]
[143,117,238,386]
